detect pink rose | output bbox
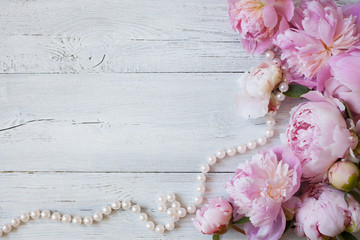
[193,198,233,235]
[236,61,283,119]
[275,0,359,80]
[284,96,354,182]
[325,49,360,115]
[228,0,294,54]
[225,146,302,240]
[295,184,360,239]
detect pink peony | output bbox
[225,146,302,240]
[325,49,360,115]
[193,198,233,235]
[295,184,360,239]
[236,61,283,119]
[274,0,359,80]
[343,2,360,33]
[228,0,294,54]
[284,94,354,182]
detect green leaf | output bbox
[213,234,220,240]
[339,232,358,240]
[233,216,250,225]
[282,84,310,98]
[344,192,349,207]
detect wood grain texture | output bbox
[1,0,359,239]
[0,73,300,172]
[1,0,357,74]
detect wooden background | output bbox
[0,0,358,239]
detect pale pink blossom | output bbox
[237,61,282,119]
[225,146,302,240]
[343,2,360,33]
[325,49,360,115]
[274,0,359,79]
[193,198,233,235]
[295,184,360,239]
[228,0,294,54]
[284,94,354,182]
[328,161,360,192]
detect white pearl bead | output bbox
[51,212,61,222]
[139,213,148,222]
[155,224,165,234]
[165,221,175,231]
[197,185,205,194]
[247,140,257,150]
[72,216,82,225]
[158,204,167,213]
[41,210,51,219]
[11,218,20,227]
[2,224,11,233]
[171,201,181,209]
[216,150,226,159]
[177,208,187,218]
[257,136,267,146]
[83,216,93,226]
[265,128,275,138]
[273,58,282,65]
[145,221,155,231]
[265,50,275,60]
[201,164,210,173]
[187,205,196,214]
[166,208,176,217]
[226,147,237,156]
[166,193,176,203]
[158,195,167,203]
[111,201,121,210]
[93,212,103,222]
[122,200,132,210]
[276,92,286,101]
[279,83,289,92]
[197,173,206,182]
[30,210,40,219]
[61,214,72,223]
[102,205,112,215]
[20,213,30,222]
[172,215,180,222]
[207,155,217,165]
[131,205,141,213]
[266,117,276,127]
[194,196,203,205]
[237,144,247,153]
[281,65,289,71]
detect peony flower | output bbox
[295,184,360,239]
[328,161,360,192]
[274,0,359,80]
[325,49,360,115]
[284,95,354,182]
[225,146,302,240]
[228,0,294,54]
[236,61,282,119]
[343,2,360,33]
[193,198,233,235]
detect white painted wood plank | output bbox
[0,172,314,240]
[0,73,299,172]
[1,0,356,74]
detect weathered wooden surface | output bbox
[0,0,358,239]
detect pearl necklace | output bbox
[0,50,288,237]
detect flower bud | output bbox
[328,161,360,192]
